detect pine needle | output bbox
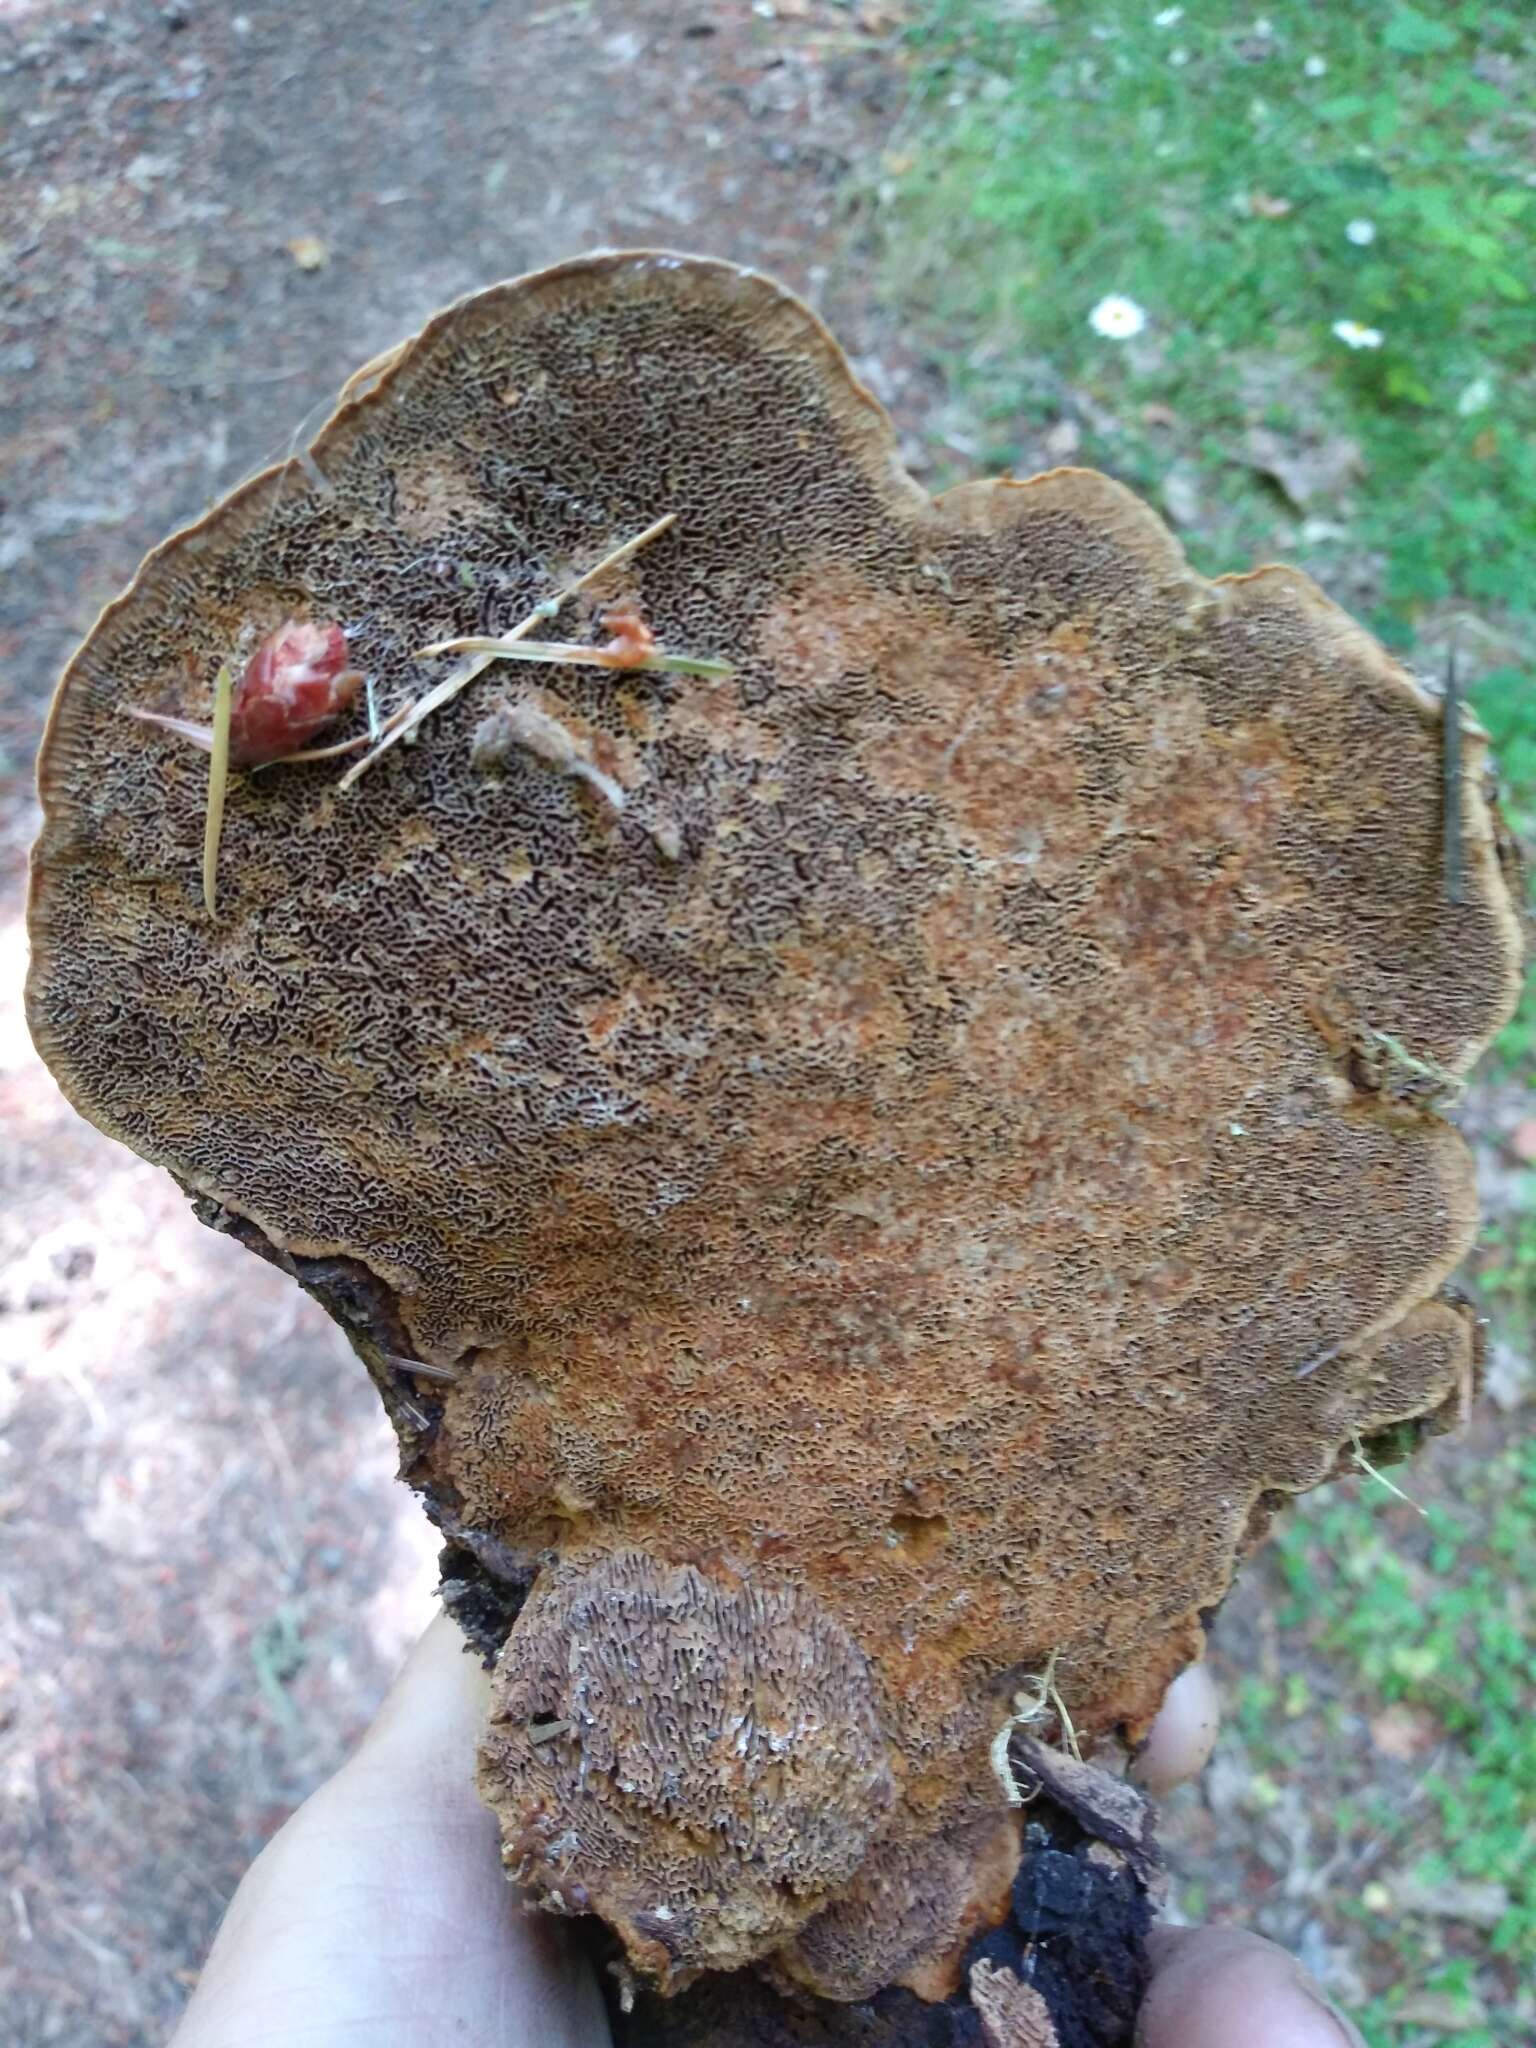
[123,705,217,751]
[202,661,233,919]
[338,511,678,791]
[1352,1434,1427,1515]
[416,635,734,680]
[250,697,415,768]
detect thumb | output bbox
[1137,1926,1367,2048]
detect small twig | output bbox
[202,662,233,918]
[338,512,677,790]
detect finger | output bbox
[352,1607,494,1807]
[1137,1926,1366,2048]
[1130,1657,1220,1796]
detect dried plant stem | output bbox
[251,698,415,768]
[418,636,733,680]
[202,663,234,918]
[1351,1434,1427,1515]
[338,511,678,791]
[338,648,503,793]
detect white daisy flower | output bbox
[1154,6,1184,24]
[1089,295,1149,340]
[1345,218,1377,246]
[1332,318,1383,350]
[1303,54,1327,76]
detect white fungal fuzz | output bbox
[989,1648,1081,1805]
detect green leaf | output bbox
[1383,8,1459,54]
[1384,362,1436,405]
[1412,184,1460,231]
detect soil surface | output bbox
[0,5,923,2042]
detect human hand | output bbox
[169,1612,608,2048]
[170,1622,1361,2048]
[1132,1661,1365,2047]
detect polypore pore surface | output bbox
[26,254,1524,1999]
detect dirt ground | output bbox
[0,4,1525,2046]
[0,5,928,2042]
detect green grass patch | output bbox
[881,1,1536,638]
[1274,1437,1536,2039]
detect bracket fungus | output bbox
[25,253,1526,2044]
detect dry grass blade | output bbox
[338,511,678,792]
[1351,1434,1427,1515]
[202,662,233,918]
[418,636,734,680]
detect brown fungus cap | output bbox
[26,253,1526,1998]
